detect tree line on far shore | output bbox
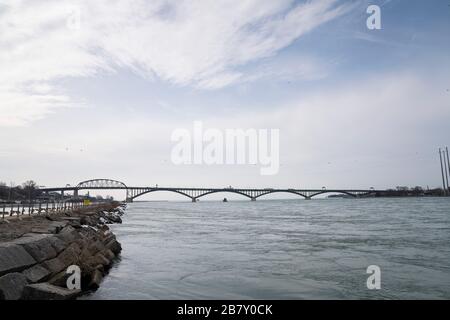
[0,180,41,201]
[0,180,113,202]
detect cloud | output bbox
[0,0,352,126]
[8,70,448,189]
[0,86,73,126]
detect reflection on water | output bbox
[86,198,450,299]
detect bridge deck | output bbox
[40,185,382,202]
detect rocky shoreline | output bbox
[0,202,125,300]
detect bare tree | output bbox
[22,180,38,201]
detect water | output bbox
[86,198,450,299]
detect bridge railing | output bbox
[1,200,91,220]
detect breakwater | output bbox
[0,202,125,300]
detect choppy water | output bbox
[86,198,450,299]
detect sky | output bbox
[1,0,449,200]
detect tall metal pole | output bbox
[446,147,450,194]
[443,148,449,194]
[439,148,447,196]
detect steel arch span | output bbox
[76,179,127,189]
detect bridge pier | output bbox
[192,198,197,203]
[126,198,134,203]
[251,197,256,201]
[305,197,311,200]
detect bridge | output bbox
[40,179,383,202]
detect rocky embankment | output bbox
[0,203,126,300]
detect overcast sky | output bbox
[1,0,449,200]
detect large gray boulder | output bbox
[0,273,29,300]
[27,219,68,235]
[48,270,71,287]
[41,258,66,276]
[22,264,51,283]
[0,243,36,276]
[57,243,81,267]
[56,225,79,244]
[89,269,103,289]
[46,235,67,254]
[86,240,105,256]
[103,249,115,261]
[41,242,81,277]
[105,239,122,255]
[12,234,57,263]
[48,220,69,233]
[22,283,81,300]
[94,253,110,267]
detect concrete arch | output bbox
[308,190,360,199]
[195,190,253,200]
[255,190,308,199]
[131,188,194,201]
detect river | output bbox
[85,197,450,299]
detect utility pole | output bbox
[446,147,450,194]
[439,148,447,196]
[443,148,449,195]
